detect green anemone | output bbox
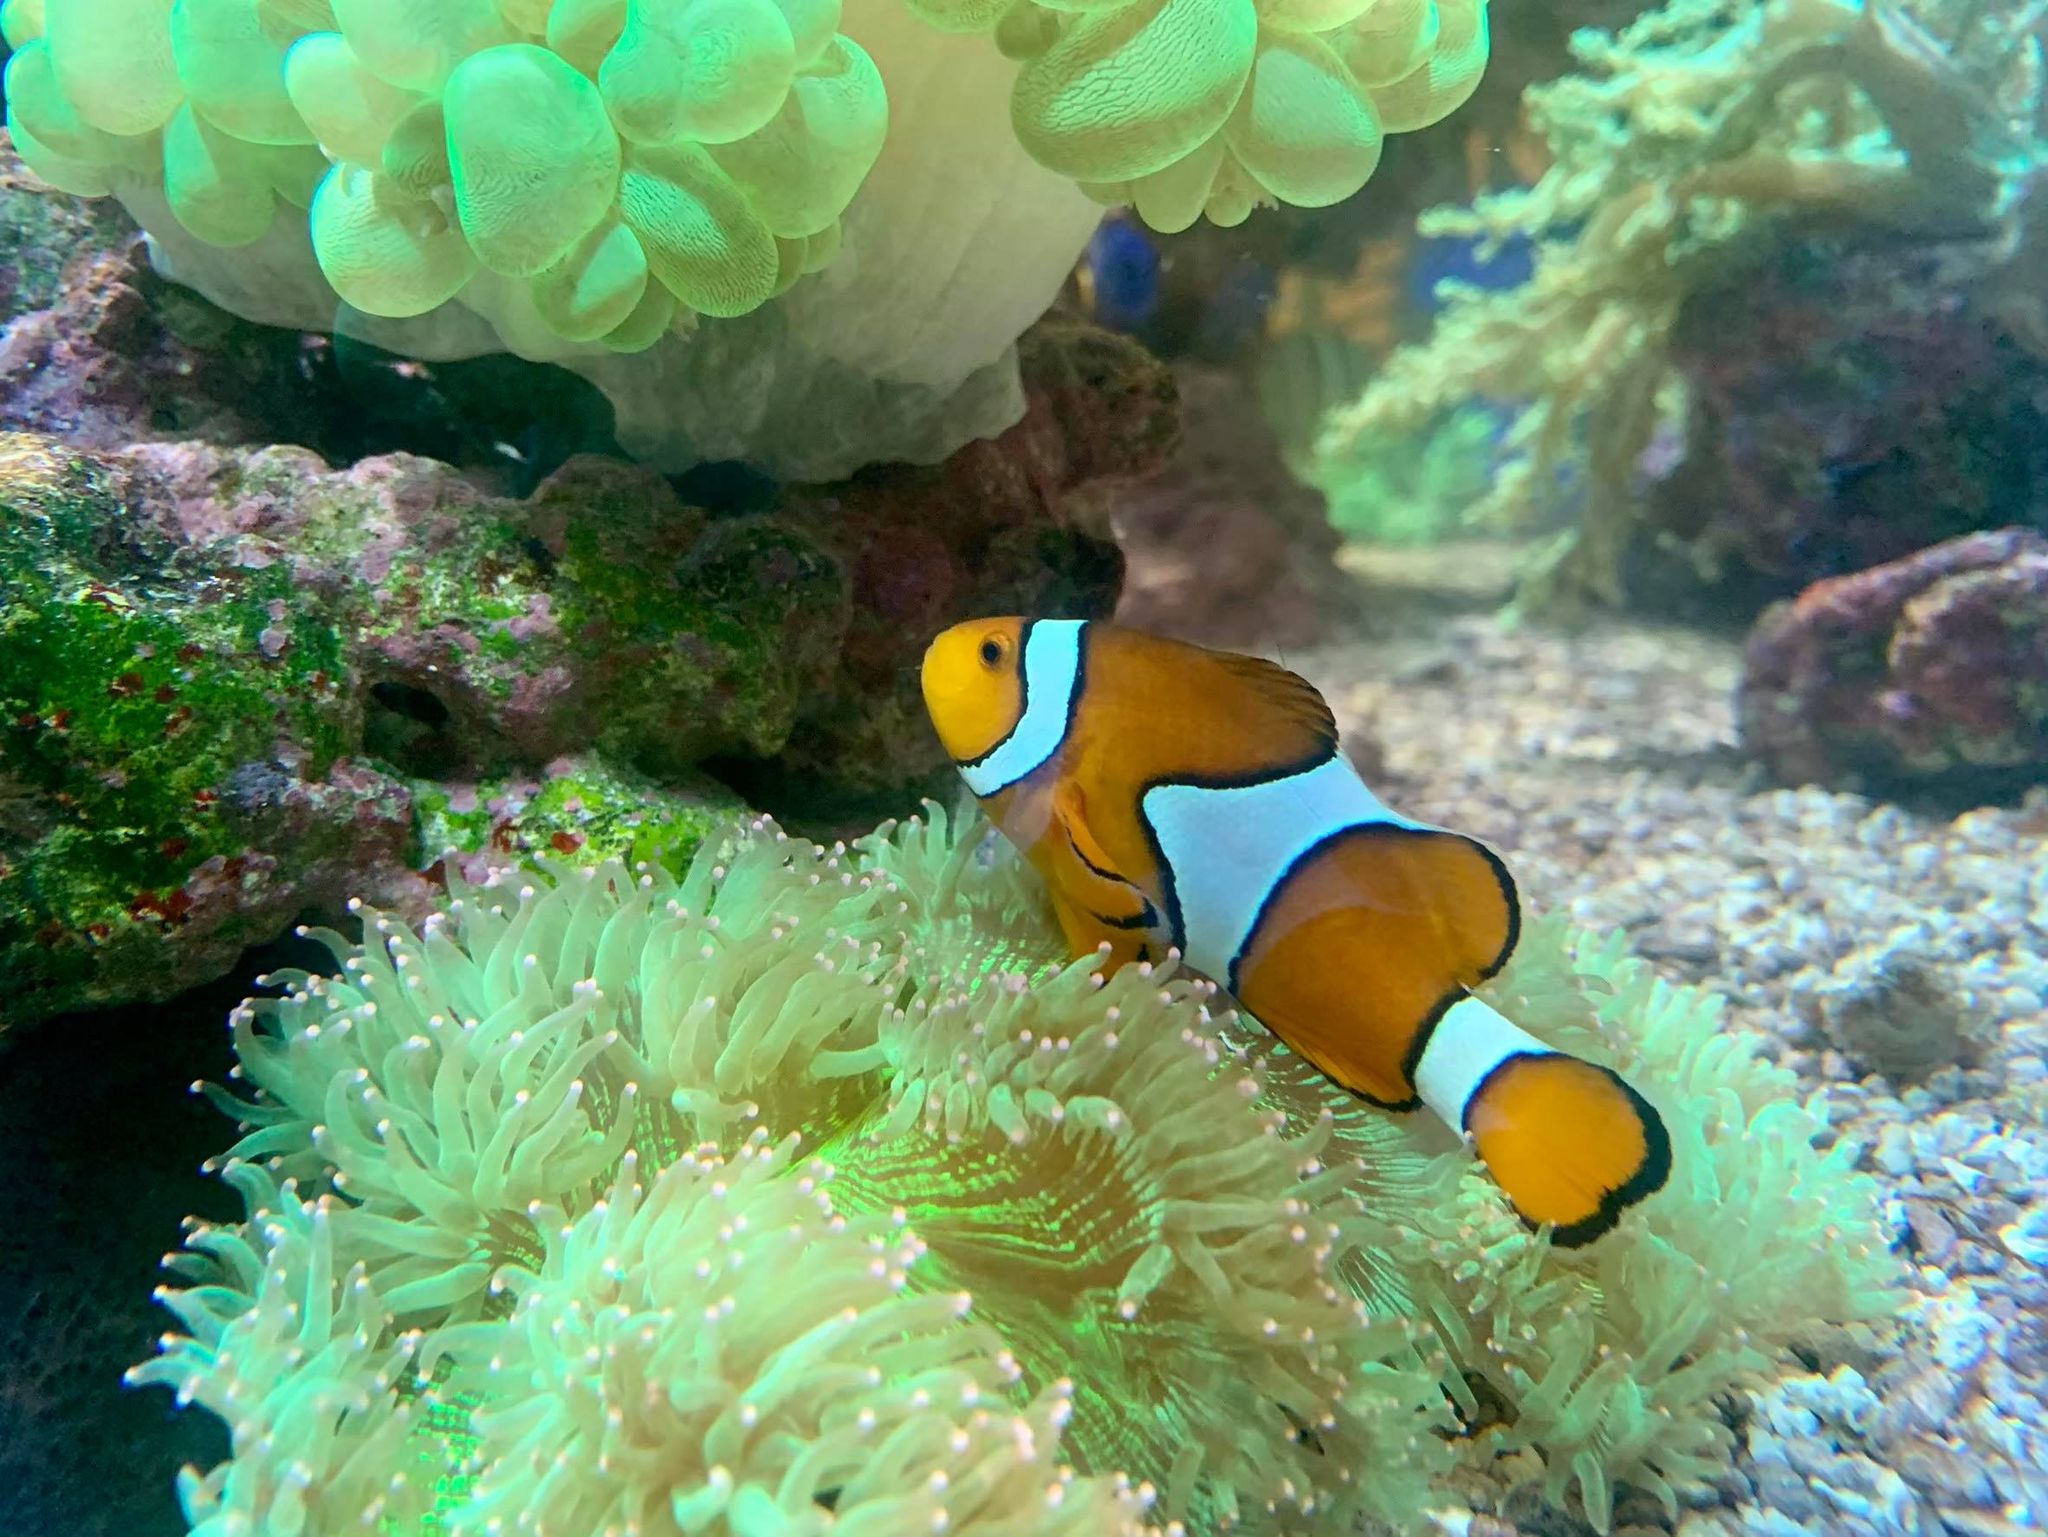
[133,802,1897,1536]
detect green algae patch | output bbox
[0,435,884,1032]
[0,435,364,1021]
[412,756,743,884]
[322,456,850,781]
[0,416,1127,1030]
[555,511,849,772]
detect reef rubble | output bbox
[1737,528,2048,797]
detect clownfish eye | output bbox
[978,636,1006,668]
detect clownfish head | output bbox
[921,618,1029,767]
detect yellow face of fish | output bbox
[921,618,1028,766]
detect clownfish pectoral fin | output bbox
[1046,779,1161,967]
[1416,996,1672,1247]
[1054,779,1131,890]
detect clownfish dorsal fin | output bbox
[1202,650,1339,761]
[1086,628,1340,785]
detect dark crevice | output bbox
[670,460,781,516]
[699,751,949,845]
[368,680,453,726]
[1,928,338,1537]
[363,679,467,779]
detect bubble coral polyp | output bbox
[2,0,1488,474]
[1014,0,1490,229]
[7,0,888,342]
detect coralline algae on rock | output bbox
[1738,529,2048,796]
[1630,239,2048,620]
[0,135,135,323]
[1105,362,1344,651]
[0,433,405,1030]
[0,313,1165,1030]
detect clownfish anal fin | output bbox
[1205,652,1340,760]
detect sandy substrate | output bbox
[1277,578,2046,1537]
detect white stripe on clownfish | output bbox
[958,619,1085,798]
[1414,996,1564,1138]
[1141,740,1570,1141]
[1141,753,1423,984]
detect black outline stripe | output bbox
[1090,907,1157,930]
[1066,825,1123,885]
[1392,990,1465,1112]
[1063,809,1161,931]
[1062,631,1165,935]
[1059,623,1091,773]
[956,618,1035,773]
[1071,824,1160,930]
[1391,832,1520,1098]
[1463,1050,1674,1248]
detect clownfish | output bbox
[920,617,1671,1247]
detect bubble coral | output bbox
[3,0,1490,476]
[131,803,1898,1535]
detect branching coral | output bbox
[1318,0,2046,611]
[3,0,1491,476]
[133,803,1898,1535]
[1304,402,1507,545]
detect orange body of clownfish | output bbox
[920,616,1671,1247]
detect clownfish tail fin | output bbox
[1413,994,1671,1247]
